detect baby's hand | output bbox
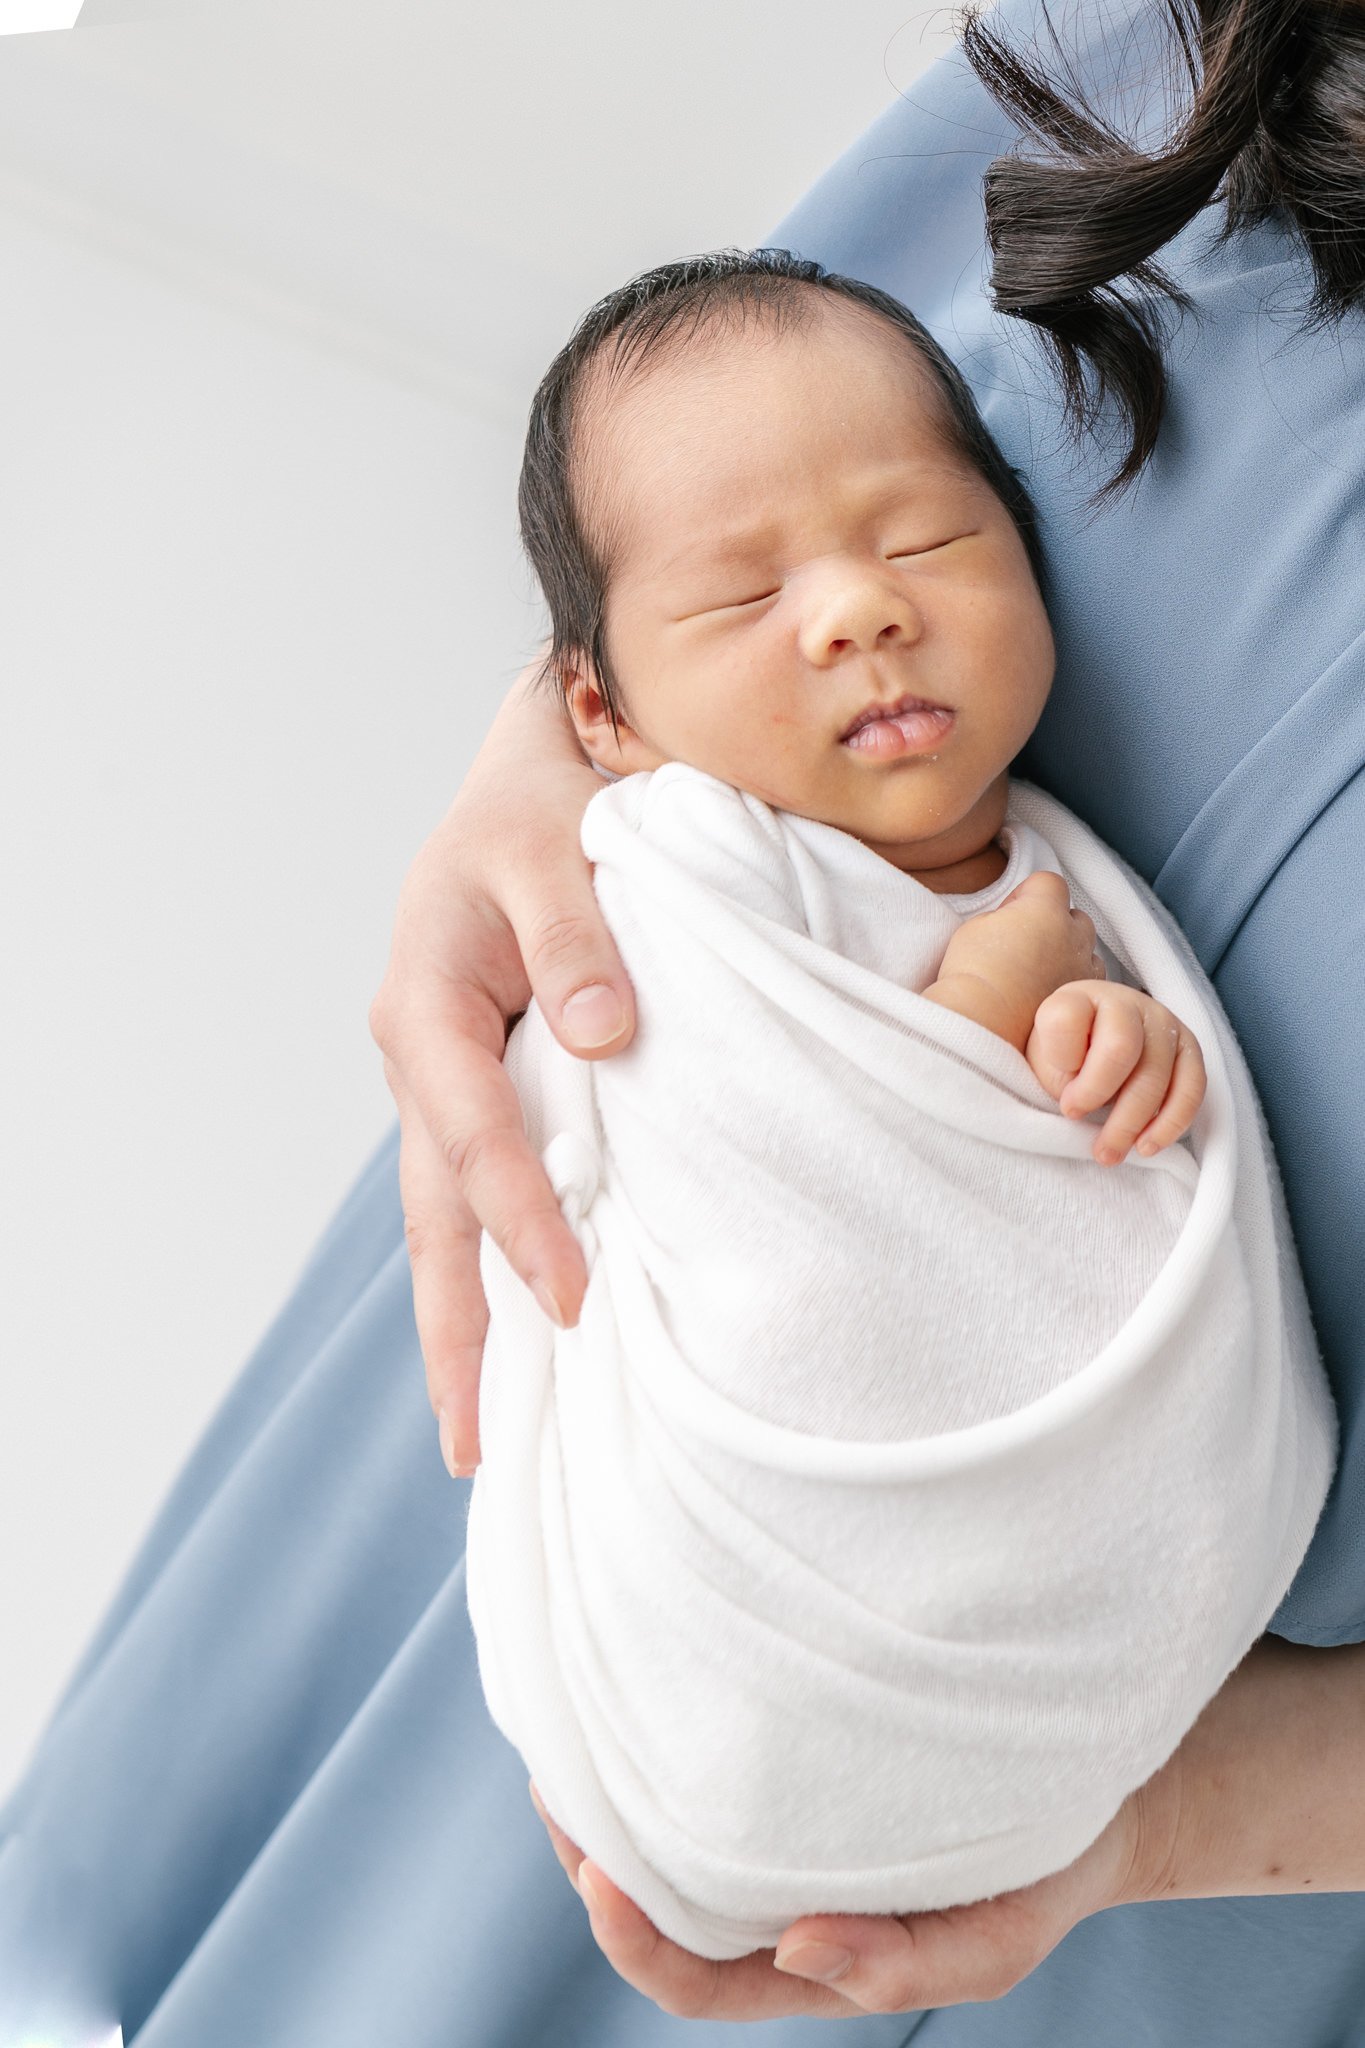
[1026,982,1207,1166]
[927,871,1105,1052]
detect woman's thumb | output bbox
[518,878,637,1057]
[560,977,633,1052]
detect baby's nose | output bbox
[797,563,922,661]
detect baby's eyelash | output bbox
[709,536,973,612]
[893,529,985,557]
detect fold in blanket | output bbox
[465,763,1337,1960]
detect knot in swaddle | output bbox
[542,1129,599,1261]
[466,762,1337,1960]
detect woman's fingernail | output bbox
[437,1408,460,1478]
[531,1277,568,1328]
[528,1779,548,1823]
[773,1941,854,1983]
[437,1411,476,1478]
[578,1868,602,1913]
[561,983,626,1048]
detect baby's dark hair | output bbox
[517,246,1045,741]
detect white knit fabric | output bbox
[465,762,1337,1960]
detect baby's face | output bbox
[568,299,1055,881]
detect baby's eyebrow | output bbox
[650,468,964,579]
[654,521,781,575]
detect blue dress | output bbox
[5,3,1364,2038]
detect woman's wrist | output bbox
[492,644,590,769]
[452,643,603,855]
[1122,1634,1365,1905]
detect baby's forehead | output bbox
[574,299,953,539]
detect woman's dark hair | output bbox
[961,0,1365,497]
[517,247,1046,738]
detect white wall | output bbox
[0,0,957,1792]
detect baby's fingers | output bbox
[1132,1030,1207,1158]
[1026,983,1101,1100]
[1090,1009,1195,1165]
[1052,986,1147,1118]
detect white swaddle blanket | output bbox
[465,761,1336,1960]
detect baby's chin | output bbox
[648,739,1002,855]
[748,765,1011,876]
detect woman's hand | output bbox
[368,649,637,1475]
[525,1768,1179,2021]
[529,1635,1365,2019]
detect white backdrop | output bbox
[0,0,958,1792]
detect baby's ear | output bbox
[562,653,611,753]
[563,655,657,772]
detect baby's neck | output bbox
[907,836,1010,895]
[865,773,1014,893]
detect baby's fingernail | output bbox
[1096,1145,1120,1165]
[774,1941,854,1983]
[531,1277,568,1328]
[562,983,626,1049]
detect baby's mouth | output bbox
[839,696,955,756]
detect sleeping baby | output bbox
[463,247,1337,1959]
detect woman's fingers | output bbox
[391,1082,489,1471]
[502,843,638,1061]
[574,1862,859,2023]
[775,1895,1054,2014]
[528,1781,585,1888]
[369,660,645,1464]
[375,853,637,1474]
[530,1792,1146,2022]
[526,1782,859,2021]
[383,984,588,1265]
[384,1013,587,1469]
[773,1791,1146,2016]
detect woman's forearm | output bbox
[1132,1633,1365,1902]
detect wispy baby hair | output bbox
[517,246,1045,741]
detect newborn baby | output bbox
[464,247,1337,1958]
